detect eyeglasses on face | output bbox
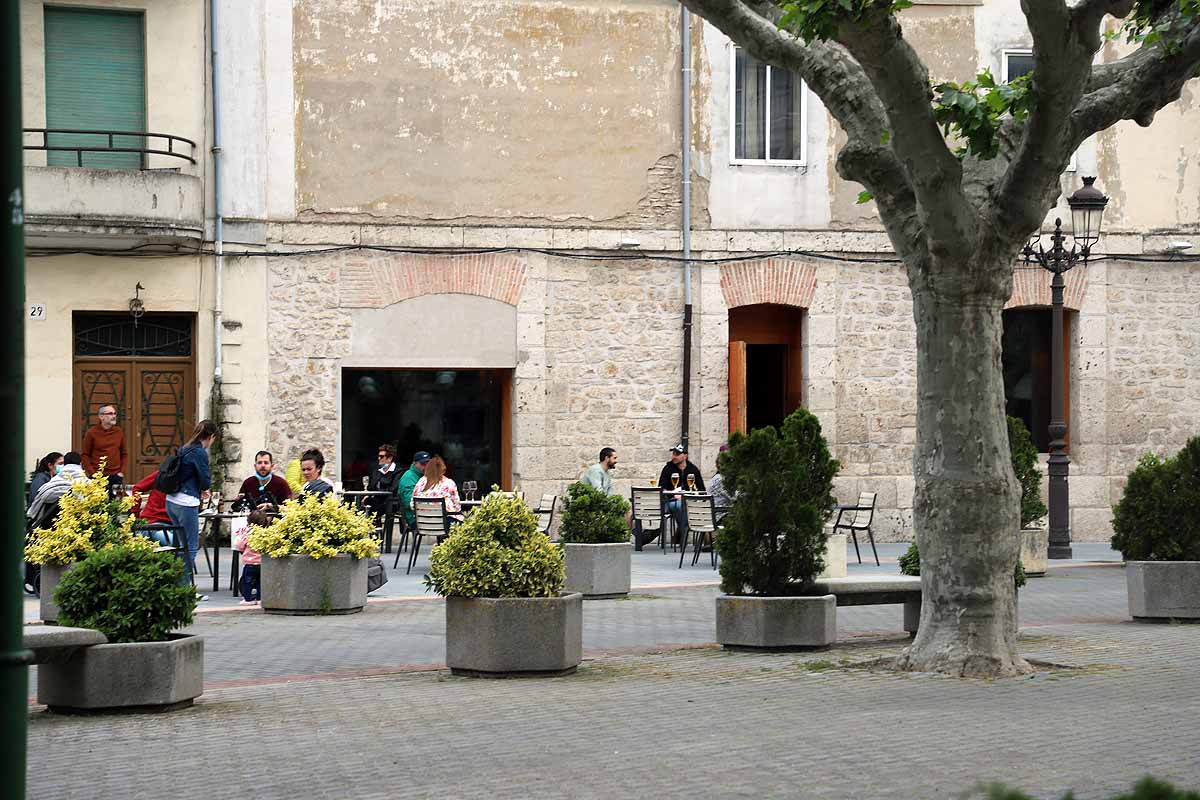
[377,453,391,459]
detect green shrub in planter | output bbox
[1111,437,1200,561]
[1007,416,1047,528]
[899,541,1026,588]
[558,482,630,544]
[56,546,197,643]
[716,408,839,596]
[248,494,379,559]
[425,492,565,598]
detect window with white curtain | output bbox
[730,46,807,166]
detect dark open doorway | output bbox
[729,304,804,435]
[1001,308,1072,453]
[341,369,511,490]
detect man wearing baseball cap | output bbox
[658,444,705,546]
[397,451,431,529]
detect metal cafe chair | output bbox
[630,487,668,551]
[832,491,879,566]
[404,496,452,575]
[535,493,558,536]
[680,493,719,570]
[138,524,193,585]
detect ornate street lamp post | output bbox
[1022,177,1109,559]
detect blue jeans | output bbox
[666,498,687,542]
[166,500,200,582]
[239,564,260,602]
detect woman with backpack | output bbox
[163,420,219,595]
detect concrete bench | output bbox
[23,625,108,664]
[807,575,922,635]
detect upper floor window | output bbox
[44,6,146,170]
[730,47,807,166]
[1003,50,1076,172]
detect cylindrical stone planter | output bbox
[261,554,368,615]
[1126,561,1200,621]
[445,593,583,677]
[563,542,631,599]
[39,562,78,624]
[38,634,204,713]
[1020,528,1049,577]
[715,594,837,650]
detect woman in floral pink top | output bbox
[411,455,463,521]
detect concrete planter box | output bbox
[563,542,631,599]
[715,594,837,650]
[40,562,78,624]
[261,554,368,615]
[445,593,583,677]
[819,533,847,579]
[1020,528,1049,577]
[1126,561,1200,621]
[37,634,203,713]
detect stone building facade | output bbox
[22,0,1200,543]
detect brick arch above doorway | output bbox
[340,253,528,309]
[1005,267,1087,311]
[720,258,817,309]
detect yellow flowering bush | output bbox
[247,493,379,559]
[426,492,564,598]
[25,466,153,566]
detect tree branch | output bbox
[833,12,974,261]
[680,0,924,258]
[1073,17,1200,133]
[991,0,1096,243]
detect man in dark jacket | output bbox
[238,450,293,511]
[658,444,705,545]
[367,443,403,515]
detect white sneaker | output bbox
[196,593,209,602]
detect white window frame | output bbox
[1003,49,1077,172]
[728,45,808,167]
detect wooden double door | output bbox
[72,359,195,483]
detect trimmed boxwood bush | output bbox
[558,482,630,544]
[56,545,197,643]
[425,492,564,598]
[1007,416,1047,528]
[1111,437,1200,561]
[716,408,839,596]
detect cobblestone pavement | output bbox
[28,562,1200,799]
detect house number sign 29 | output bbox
[28,303,46,321]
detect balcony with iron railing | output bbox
[22,128,204,250]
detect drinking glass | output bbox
[463,480,477,501]
[686,474,696,491]
[649,477,657,487]
[671,474,680,490]
[362,476,370,490]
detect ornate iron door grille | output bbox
[73,312,192,358]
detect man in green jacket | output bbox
[397,451,431,527]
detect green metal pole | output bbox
[1,0,30,796]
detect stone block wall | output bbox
[259,226,1200,545]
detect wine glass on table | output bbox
[463,480,477,502]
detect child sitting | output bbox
[234,510,269,606]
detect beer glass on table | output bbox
[686,474,696,491]
[671,473,680,491]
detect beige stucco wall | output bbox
[292,0,689,226]
[19,0,208,175]
[22,254,214,466]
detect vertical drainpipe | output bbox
[210,0,224,387]
[1,2,30,794]
[680,6,693,449]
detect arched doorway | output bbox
[728,304,804,434]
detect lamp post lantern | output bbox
[1022,177,1109,559]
